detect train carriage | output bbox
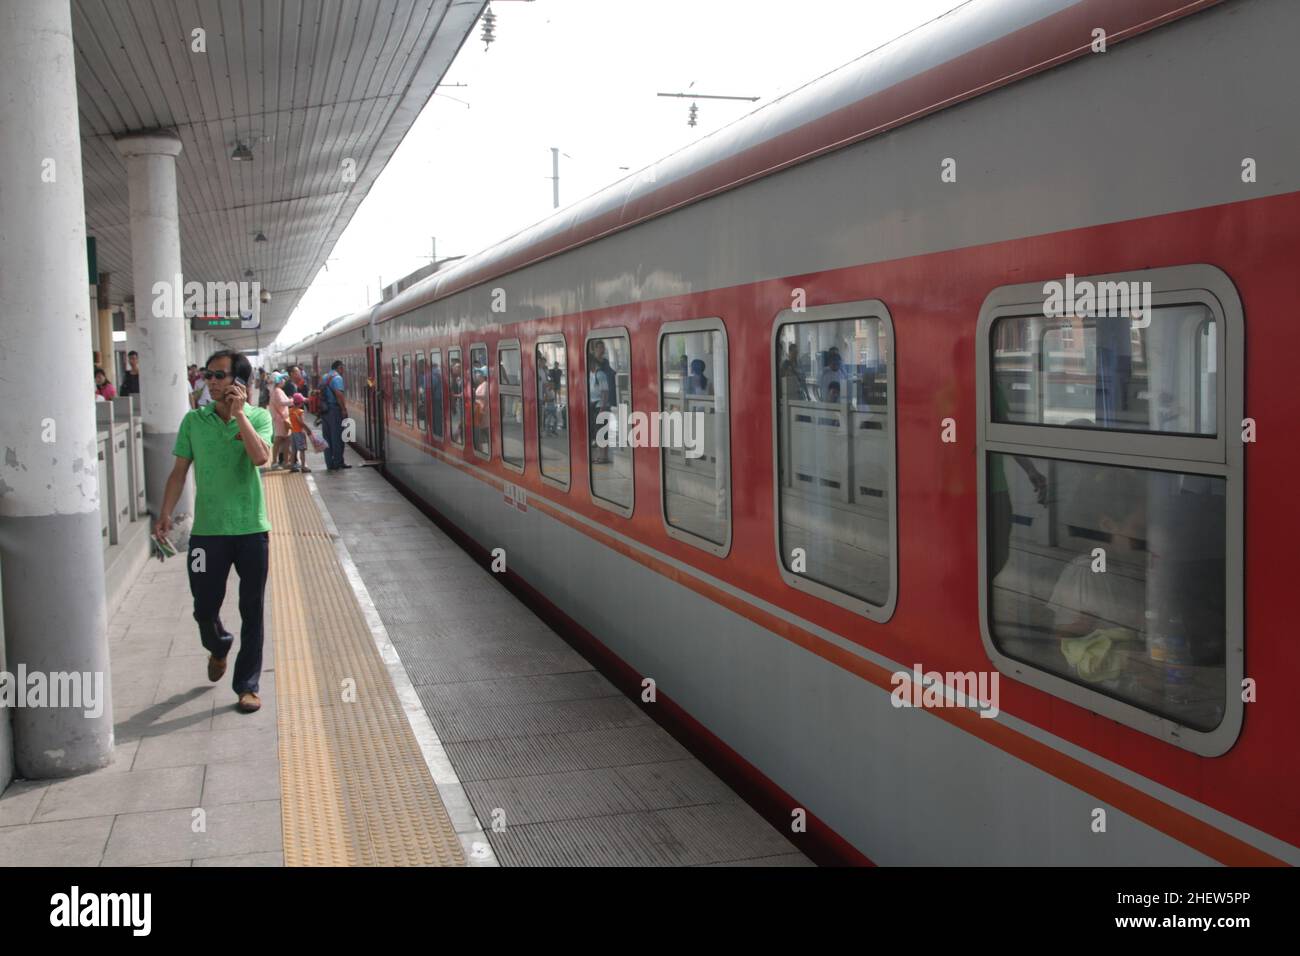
[282,0,1300,864]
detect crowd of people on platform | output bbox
[257,361,350,473]
[92,352,352,474]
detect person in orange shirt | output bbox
[287,393,317,473]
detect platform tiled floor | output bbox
[0,554,283,866]
[1,447,812,867]
[313,449,812,867]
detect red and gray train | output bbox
[279,0,1300,865]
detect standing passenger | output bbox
[268,372,292,469]
[320,359,350,470]
[120,351,141,397]
[288,393,316,473]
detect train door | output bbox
[366,344,385,462]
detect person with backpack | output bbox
[320,359,350,470]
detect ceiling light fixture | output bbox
[231,142,254,162]
[254,231,267,243]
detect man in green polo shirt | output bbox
[155,350,274,713]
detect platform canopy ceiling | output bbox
[75,0,486,352]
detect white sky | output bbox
[274,0,969,348]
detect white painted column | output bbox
[0,0,114,777]
[115,131,192,519]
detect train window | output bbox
[535,336,569,489]
[415,353,427,433]
[773,302,895,617]
[978,266,1243,755]
[402,354,413,425]
[429,349,445,441]
[390,357,400,421]
[659,320,730,554]
[992,305,1217,436]
[448,347,464,447]
[498,341,524,472]
[585,329,633,515]
[469,344,490,459]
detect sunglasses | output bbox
[202,370,236,381]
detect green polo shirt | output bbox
[173,404,274,536]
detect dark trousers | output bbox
[187,533,269,694]
[322,405,344,468]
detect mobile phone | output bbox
[235,376,247,387]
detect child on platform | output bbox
[288,393,317,473]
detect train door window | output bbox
[401,354,413,425]
[498,340,524,472]
[773,302,895,618]
[429,349,445,441]
[415,353,427,433]
[659,320,730,554]
[585,329,633,515]
[469,344,490,459]
[448,347,464,447]
[390,357,400,421]
[535,335,570,490]
[978,265,1243,755]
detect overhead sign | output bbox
[190,315,247,331]
[170,277,262,329]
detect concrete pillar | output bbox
[0,0,115,777]
[115,130,192,520]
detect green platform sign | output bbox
[190,316,239,330]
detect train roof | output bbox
[292,0,1221,349]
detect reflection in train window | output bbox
[536,337,569,487]
[991,305,1217,435]
[586,331,633,512]
[660,323,729,550]
[469,345,490,459]
[499,342,523,471]
[988,454,1227,731]
[429,349,444,440]
[390,357,400,420]
[415,352,427,433]
[775,315,892,606]
[402,354,413,425]
[448,347,464,447]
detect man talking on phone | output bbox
[155,350,274,713]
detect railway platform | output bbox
[0,448,809,868]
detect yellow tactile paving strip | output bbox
[265,475,465,866]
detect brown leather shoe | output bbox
[207,655,227,682]
[237,692,262,713]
